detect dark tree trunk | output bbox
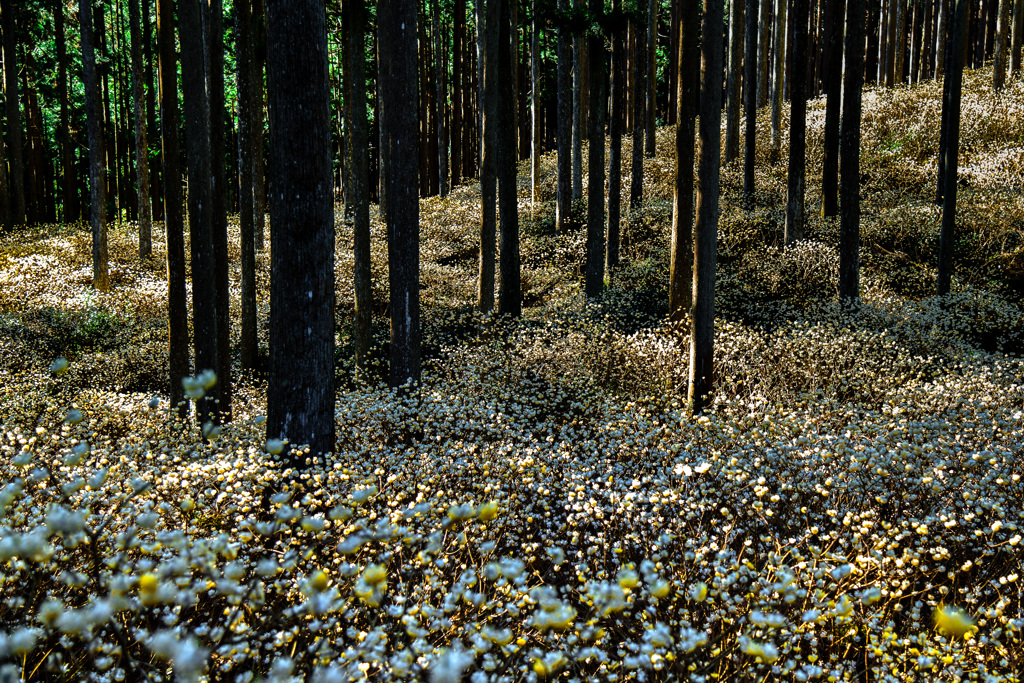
[689,0,723,415]
[670,0,698,320]
[785,0,808,244]
[237,0,257,372]
[821,0,845,217]
[56,1,76,223]
[128,0,152,258]
[2,0,26,226]
[347,0,373,371]
[840,0,864,299]
[770,0,787,158]
[585,0,606,298]
[937,0,968,295]
[452,0,464,186]
[530,12,540,203]
[630,10,645,211]
[885,0,898,85]
[556,0,571,231]
[381,0,421,387]
[758,0,772,106]
[1012,0,1023,75]
[894,0,908,83]
[608,4,623,271]
[668,0,679,124]
[79,0,108,289]
[936,0,954,203]
[865,0,880,82]
[477,0,498,313]
[434,0,449,196]
[744,0,758,209]
[157,0,188,416]
[644,0,656,157]
[994,0,1012,88]
[922,0,935,78]
[497,0,520,316]
[265,0,336,455]
[572,0,583,205]
[180,0,220,425]
[144,0,160,221]
[935,0,948,78]
[253,0,267,250]
[910,0,924,81]
[725,0,744,163]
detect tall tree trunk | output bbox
[265,0,336,457]
[725,0,745,163]
[885,0,898,84]
[894,0,908,82]
[935,0,948,77]
[630,10,646,210]
[253,0,266,250]
[770,0,787,159]
[452,0,464,186]
[56,1,76,222]
[530,10,540,204]
[1012,0,1023,75]
[994,0,1012,88]
[937,0,968,295]
[758,0,772,107]
[745,0,758,209]
[922,0,935,79]
[821,0,845,217]
[497,0,520,316]
[690,0,723,415]
[608,4,623,271]
[237,0,258,371]
[572,0,584,205]
[556,0,571,231]
[128,0,153,258]
[157,0,188,416]
[144,0,161,221]
[840,0,864,298]
[2,0,25,225]
[910,0,924,81]
[79,0,108,289]
[585,0,606,298]
[785,0,808,243]
[668,0,679,124]
[477,0,498,313]
[434,0,449,196]
[670,0,698,320]
[644,0,656,157]
[180,0,220,425]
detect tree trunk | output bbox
[745,0,758,209]
[770,0,787,159]
[840,0,864,298]
[382,0,421,386]
[689,0,723,415]
[264,0,336,456]
[237,0,258,372]
[572,0,584,205]
[994,0,1012,88]
[910,0,924,82]
[2,0,26,226]
[1012,0,1023,75]
[935,0,948,77]
[477,0,498,313]
[253,0,267,250]
[55,1,76,223]
[530,11,540,204]
[497,0,521,316]
[895,0,908,82]
[937,0,968,295]
[180,0,220,425]
[608,5,623,271]
[452,0,464,186]
[630,10,646,211]
[670,0,698,320]
[758,0,772,107]
[725,0,745,163]
[885,0,898,84]
[644,0,656,157]
[144,0,161,221]
[785,0,808,243]
[821,0,845,217]
[556,0,571,231]
[128,0,152,258]
[78,0,108,289]
[433,0,449,196]
[585,0,606,298]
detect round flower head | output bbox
[934,605,977,639]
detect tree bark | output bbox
[1011,0,1023,75]
[758,0,772,107]
[725,0,745,163]
[608,4,623,271]
[144,0,161,221]
[935,0,948,78]
[894,0,908,82]
[497,0,521,316]
[885,0,898,85]
[78,0,108,289]
[572,0,584,205]
[128,0,152,258]
[670,0,698,320]
[530,10,540,204]
[937,0,968,295]
[253,0,266,250]
[745,0,758,209]
[434,0,449,196]
[2,0,26,226]
[556,0,572,231]
[994,0,1012,88]
[785,0,808,244]
[381,0,421,386]
[237,0,257,372]
[689,0,723,415]
[644,0,656,157]
[839,0,864,299]
[452,0,464,186]
[821,0,845,217]
[477,0,498,313]
[770,0,787,159]
[585,0,606,298]
[55,1,75,223]
[630,10,646,211]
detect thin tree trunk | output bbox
[2,0,25,225]
[937,0,968,295]
[265,0,336,457]
[645,0,656,157]
[770,0,787,159]
[237,0,257,371]
[725,0,745,163]
[690,0,724,415]
[128,0,152,258]
[556,0,571,231]
[434,0,449,196]
[452,0,463,186]
[253,0,266,250]
[994,0,1012,88]
[381,0,421,386]
[910,0,923,81]
[497,0,520,316]
[745,0,758,209]
[608,4,623,271]
[935,0,948,78]
[585,0,606,298]
[630,10,646,210]
[144,0,161,221]
[79,0,108,289]
[670,0,698,320]
[840,0,864,298]
[477,0,498,313]
[530,10,540,204]
[758,0,772,107]
[822,0,845,217]
[895,0,908,82]
[1012,0,1023,75]
[572,0,583,205]
[56,1,75,223]
[885,0,898,84]
[922,0,935,78]
[785,0,808,243]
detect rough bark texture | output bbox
[237,0,257,371]
[434,0,449,196]
[839,0,864,299]
[725,0,745,163]
[78,0,109,290]
[180,0,220,425]
[253,0,266,250]
[128,0,152,258]
[585,0,606,299]
[770,0,788,158]
[157,0,188,416]
[994,0,1012,88]
[477,0,498,313]
[452,0,463,186]
[670,0,698,321]
[55,2,75,223]
[2,0,25,226]
[556,0,571,231]
[630,11,646,211]
[785,0,808,244]
[745,0,758,209]
[894,0,908,82]
[1012,0,1023,75]
[689,0,724,415]
[497,0,521,316]
[937,0,968,295]
[758,0,772,107]
[265,0,337,455]
[381,0,421,386]
[935,0,948,78]
[572,0,583,205]
[644,0,656,157]
[885,0,898,84]
[608,7,623,272]
[821,0,845,217]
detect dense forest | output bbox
[0,0,1023,680]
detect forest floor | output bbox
[0,68,1022,682]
